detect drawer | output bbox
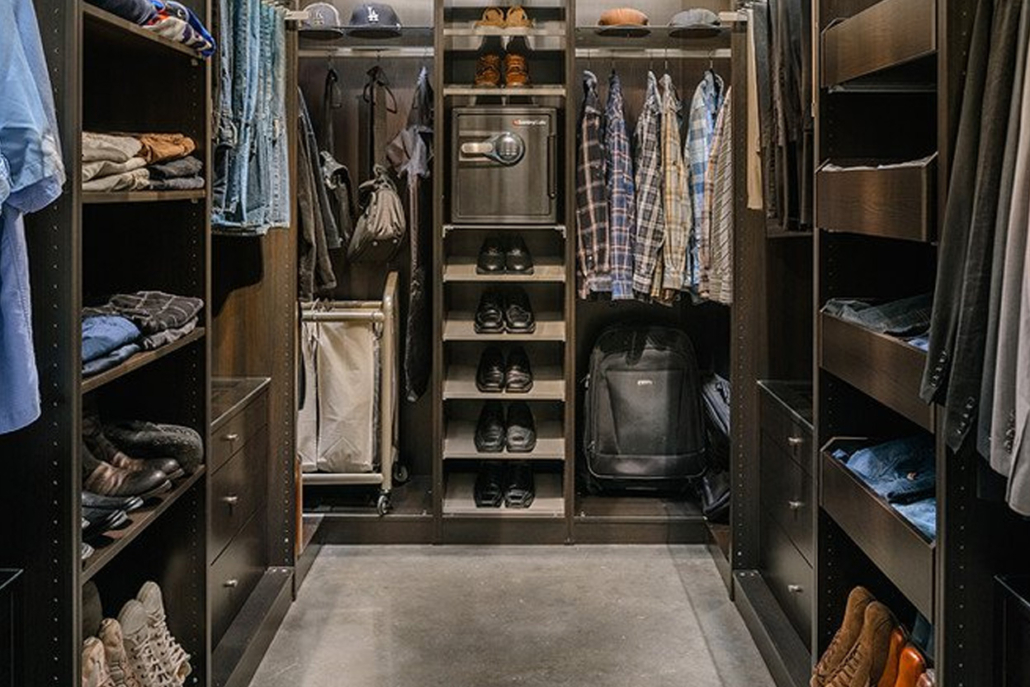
[760,437,814,565]
[759,386,814,471]
[210,425,268,562]
[211,391,268,473]
[761,515,813,642]
[210,511,267,647]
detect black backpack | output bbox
[582,325,706,492]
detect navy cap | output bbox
[348,3,402,38]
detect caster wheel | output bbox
[393,463,410,485]
[376,494,390,516]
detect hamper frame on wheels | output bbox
[300,272,404,515]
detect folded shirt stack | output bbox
[821,293,933,352]
[86,0,215,57]
[81,291,204,376]
[831,435,937,541]
[82,132,201,192]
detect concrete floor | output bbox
[249,545,775,687]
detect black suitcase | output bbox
[582,326,706,492]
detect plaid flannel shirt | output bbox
[685,70,725,291]
[632,71,666,301]
[700,90,734,305]
[605,71,636,301]
[659,73,689,296]
[575,71,611,298]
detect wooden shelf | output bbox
[819,313,933,431]
[82,328,205,394]
[443,26,566,37]
[443,312,565,341]
[212,377,271,431]
[443,257,566,283]
[444,223,566,234]
[82,190,207,204]
[820,0,936,88]
[816,156,936,242]
[443,365,565,400]
[82,3,204,59]
[443,420,565,460]
[821,440,935,619]
[574,25,731,50]
[82,467,206,584]
[443,85,567,97]
[443,472,564,517]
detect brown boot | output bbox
[83,442,172,499]
[82,637,115,687]
[475,53,502,87]
[99,619,143,687]
[876,627,907,687]
[824,602,896,687]
[893,645,926,687]
[812,587,875,686]
[504,53,530,86]
[83,413,183,480]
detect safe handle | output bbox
[547,133,557,199]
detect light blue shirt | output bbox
[0,0,66,434]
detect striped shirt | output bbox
[632,71,666,300]
[575,70,611,298]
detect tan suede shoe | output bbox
[824,601,896,687]
[812,587,876,686]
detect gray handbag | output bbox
[347,165,406,263]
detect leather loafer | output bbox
[474,288,506,334]
[474,401,506,453]
[504,346,534,392]
[82,491,145,513]
[82,506,129,540]
[474,461,505,507]
[82,442,172,499]
[505,401,537,453]
[476,346,506,393]
[504,287,536,333]
[476,236,506,274]
[504,461,535,508]
[83,413,183,480]
[505,235,534,274]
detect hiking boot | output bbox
[824,601,896,687]
[812,587,875,686]
[138,582,192,684]
[119,600,176,687]
[99,619,143,687]
[82,637,115,687]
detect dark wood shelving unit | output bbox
[81,328,206,394]
[82,189,208,204]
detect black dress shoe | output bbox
[474,461,506,507]
[505,401,537,453]
[474,401,506,453]
[82,507,129,540]
[82,491,145,513]
[504,287,536,333]
[474,288,506,334]
[477,236,507,274]
[504,461,536,508]
[504,346,533,392]
[476,346,506,392]
[505,235,534,274]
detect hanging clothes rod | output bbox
[301,307,386,323]
[574,48,732,59]
[299,47,431,59]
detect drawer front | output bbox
[760,437,814,565]
[211,391,268,473]
[761,515,813,642]
[210,511,267,648]
[210,425,268,561]
[759,390,813,471]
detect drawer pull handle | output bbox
[223,433,240,443]
[222,495,239,506]
[788,500,804,511]
[223,579,239,588]
[787,584,803,594]
[787,436,804,448]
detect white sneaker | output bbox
[137,581,192,685]
[118,600,176,687]
[82,637,115,687]
[99,618,143,687]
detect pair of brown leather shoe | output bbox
[82,413,181,499]
[475,36,530,87]
[475,5,532,29]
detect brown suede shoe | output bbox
[505,6,532,28]
[812,587,875,686]
[893,645,926,687]
[876,627,907,687]
[475,53,502,87]
[824,601,896,687]
[474,7,505,27]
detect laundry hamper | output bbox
[298,272,403,515]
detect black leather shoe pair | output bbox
[473,460,536,508]
[476,346,534,393]
[476,235,534,275]
[473,400,537,453]
[474,287,536,334]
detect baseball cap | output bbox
[596,7,651,36]
[669,8,721,37]
[347,3,402,38]
[300,2,345,39]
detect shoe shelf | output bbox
[443,223,567,235]
[442,84,567,97]
[443,256,566,283]
[818,313,933,432]
[443,26,566,37]
[820,439,935,619]
[574,26,731,52]
[298,26,434,53]
[81,467,207,584]
[443,364,565,400]
[442,472,564,517]
[81,328,206,394]
[83,3,204,60]
[442,312,566,341]
[81,189,208,204]
[443,419,565,460]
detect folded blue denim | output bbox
[844,435,937,504]
[82,343,140,377]
[894,497,937,541]
[86,0,156,24]
[82,315,141,363]
[822,293,933,338]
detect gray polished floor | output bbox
[249,545,774,687]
